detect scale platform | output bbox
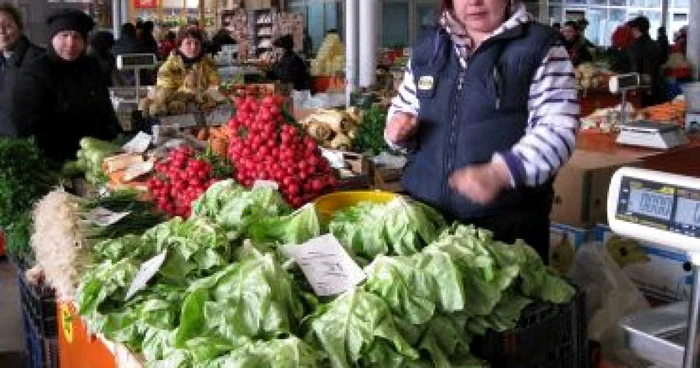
[616,120,688,150]
[621,302,688,367]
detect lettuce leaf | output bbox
[305,288,420,368]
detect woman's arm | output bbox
[156,56,184,90]
[498,45,580,187]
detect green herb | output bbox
[352,106,392,155]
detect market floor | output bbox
[0,258,27,367]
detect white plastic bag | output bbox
[569,242,651,366]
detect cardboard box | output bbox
[551,151,642,227]
[596,223,692,302]
[549,222,596,275]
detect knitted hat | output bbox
[47,8,95,41]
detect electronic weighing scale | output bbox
[616,120,688,150]
[608,167,700,367]
[608,73,688,150]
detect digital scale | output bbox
[115,54,158,106]
[608,167,700,367]
[616,120,688,150]
[608,73,688,150]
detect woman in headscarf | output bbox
[385,0,579,261]
[11,8,121,162]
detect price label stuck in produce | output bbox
[88,207,130,227]
[125,251,167,300]
[288,234,366,296]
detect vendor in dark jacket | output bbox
[627,16,664,107]
[0,3,44,137]
[561,21,592,66]
[11,9,121,162]
[269,34,310,91]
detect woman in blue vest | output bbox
[385,0,580,262]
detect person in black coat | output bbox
[11,8,121,162]
[656,26,670,65]
[627,16,665,107]
[269,34,309,91]
[561,21,593,66]
[0,3,44,137]
[209,28,236,56]
[88,30,117,87]
[112,22,153,86]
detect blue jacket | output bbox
[402,23,560,220]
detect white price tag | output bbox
[206,104,233,126]
[160,114,200,128]
[288,234,366,296]
[125,251,167,301]
[122,132,152,154]
[123,160,154,182]
[88,207,130,227]
[253,180,279,190]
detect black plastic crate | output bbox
[471,287,588,368]
[21,304,59,368]
[17,269,58,338]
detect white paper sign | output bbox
[122,131,152,154]
[160,114,200,128]
[206,104,234,126]
[88,207,131,227]
[123,160,154,182]
[125,251,167,301]
[253,180,279,190]
[287,234,366,296]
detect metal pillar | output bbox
[688,0,700,80]
[358,0,378,88]
[345,0,359,105]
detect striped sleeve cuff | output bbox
[497,151,527,187]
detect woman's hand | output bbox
[385,112,418,144]
[449,160,511,205]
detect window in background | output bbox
[382,1,410,49]
[589,0,607,6]
[674,0,689,7]
[610,0,627,6]
[415,2,437,44]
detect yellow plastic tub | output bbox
[313,190,397,221]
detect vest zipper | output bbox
[443,67,466,212]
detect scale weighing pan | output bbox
[608,167,700,367]
[616,120,688,150]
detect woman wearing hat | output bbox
[0,3,44,137]
[11,8,121,162]
[156,27,220,93]
[269,34,309,90]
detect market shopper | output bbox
[88,30,117,87]
[11,8,121,162]
[627,16,664,107]
[385,0,579,261]
[157,28,220,92]
[561,20,593,66]
[606,24,634,73]
[269,34,310,91]
[0,3,44,137]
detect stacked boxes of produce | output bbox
[16,263,58,368]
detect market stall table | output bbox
[576,130,700,177]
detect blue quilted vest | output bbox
[402,22,561,220]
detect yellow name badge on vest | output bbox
[417,75,434,91]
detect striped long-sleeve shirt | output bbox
[388,5,580,187]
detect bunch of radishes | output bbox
[147,146,222,217]
[227,96,337,207]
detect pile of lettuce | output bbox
[76,183,575,367]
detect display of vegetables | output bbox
[139,86,225,118]
[299,108,360,151]
[0,138,59,263]
[72,183,576,368]
[352,106,391,155]
[227,96,337,207]
[64,137,121,184]
[147,146,233,218]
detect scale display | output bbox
[616,177,700,237]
